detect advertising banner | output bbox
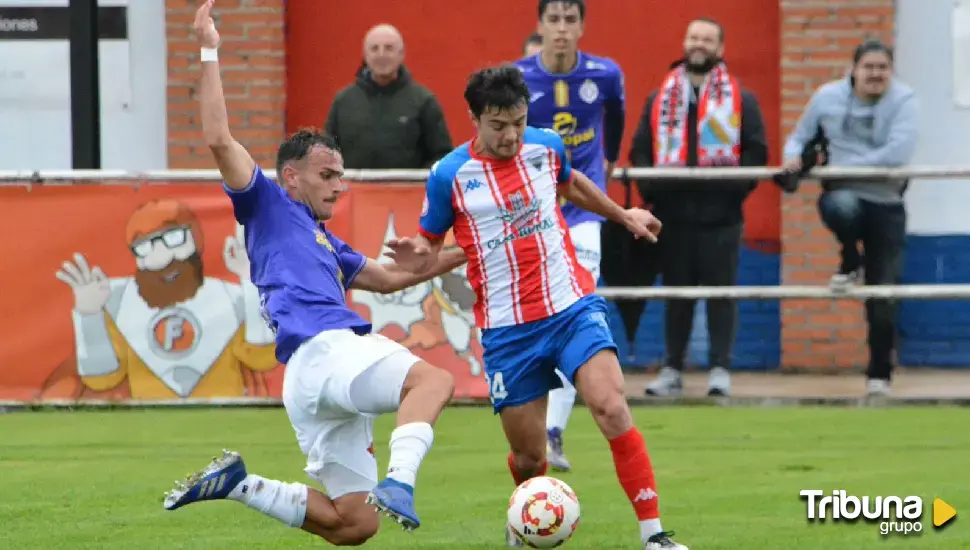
[0,181,486,402]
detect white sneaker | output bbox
[645,531,689,549]
[866,379,890,396]
[830,269,861,292]
[707,366,731,396]
[645,366,683,397]
[546,428,571,472]
[506,524,524,547]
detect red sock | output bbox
[609,427,660,520]
[508,451,548,486]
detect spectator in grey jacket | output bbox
[325,24,452,169]
[781,39,919,396]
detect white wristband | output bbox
[200,47,218,63]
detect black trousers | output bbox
[818,190,906,380]
[658,223,743,370]
[608,222,742,368]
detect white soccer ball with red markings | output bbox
[507,476,581,548]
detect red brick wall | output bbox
[779,0,896,370]
[165,0,286,169]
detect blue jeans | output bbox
[817,189,906,380]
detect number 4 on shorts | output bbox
[483,372,508,403]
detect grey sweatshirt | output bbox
[783,76,919,203]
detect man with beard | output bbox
[513,0,627,473]
[629,17,768,398]
[54,199,279,399]
[780,39,918,397]
[161,2,465,546]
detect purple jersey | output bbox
[224,166,370,364]
[514,51,626,226]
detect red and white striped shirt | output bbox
[419,127,595,329]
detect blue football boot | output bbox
[163,450,248,511]
[365,478,420,531]
[546,428,572,472]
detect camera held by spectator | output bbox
[772,124,829,193]
[781,38,919,397]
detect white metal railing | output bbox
[0,164,967,183]
[5,165,969,301]
[595,285,970,300]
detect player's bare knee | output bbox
[323,497,380,545]
[586,391,633,437]
[402,361,454,403]
[327,525,377,546]
[336,518,379,546]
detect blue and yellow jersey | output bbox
[515,52,625,226]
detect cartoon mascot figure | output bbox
[352,215,482,377]
[52,199,278,399]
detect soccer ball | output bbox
[507,476,581,548]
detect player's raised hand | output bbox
[622,208,662,243]
[194,0,220,49]
[384,236,434,273]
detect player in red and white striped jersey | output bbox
[420,126,593,328]
[386,65,688,550]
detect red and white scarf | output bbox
[650,62,742,167]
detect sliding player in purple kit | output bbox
[160,2,467,546]
[514,0,626,472]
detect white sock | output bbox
[546,376,577,432]
[386,422,434,487]
[228,474,308,528]
[639,518,664,542]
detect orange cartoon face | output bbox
[126,200,205,309]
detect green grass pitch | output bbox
[0,406,967,549]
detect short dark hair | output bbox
[276,129,340,176]
[853,38,893,64]
[464,65,531,119]
[523,32,542,54]
[690,17,725,43]
[538,0,585,21]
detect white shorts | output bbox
[281,329,421,499]
[569,221,602,281]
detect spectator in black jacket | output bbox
[629,18,768,398]
[324,24,452,169]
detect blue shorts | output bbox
[480,294,617,413]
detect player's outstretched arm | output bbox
[384,233,443,275]
[560,169,661,243]
[385,161,455,274]
[351,246,467,294]
[195,0,255,190]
